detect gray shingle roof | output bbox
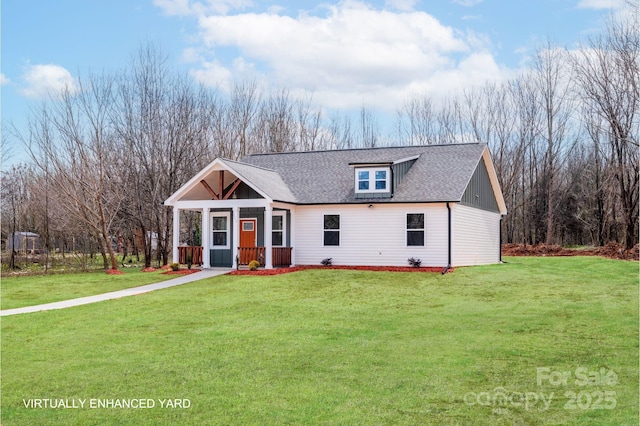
[239,143,488,204]
[219,159,297,203]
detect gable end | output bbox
[461,158,500,212]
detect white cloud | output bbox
[576,0,626,9]
[167,1,511,112]
[20,64,79,99]
[0,73,10,86]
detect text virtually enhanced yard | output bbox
[1,256,638,425]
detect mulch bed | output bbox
[502,242,639,261]
[161,269,201,276]
[141,267,157,272]
[106,269,125,275]
[229,265,451,276]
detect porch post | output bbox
[172,207,180,264]
[232,206,239,269]
[202,208,210,268]
[264,205,273,269]
[289,208,295,266]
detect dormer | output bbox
[353,165,392,198]
[349,155,420,199]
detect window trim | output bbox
[210,212,230,250]
[406,213,425,247]
[354,167,391,194]
[323,214,340,247]
[272,211,286,247]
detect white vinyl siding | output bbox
[452,203,501,266]
[293,204,448,267]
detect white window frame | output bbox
[323,214,340,247]
[406,213,425,247]
[355,167,391,193]
[272,211,286,247]
[210,212,230,249]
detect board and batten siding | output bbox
[452,203,501,266]
[293,204,449,267]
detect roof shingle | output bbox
[240,143,488,204]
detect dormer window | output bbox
[355,167,390,194]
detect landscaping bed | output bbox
[229,264,450,275]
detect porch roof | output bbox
[164,158,296,206]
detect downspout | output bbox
[442,202,452,274]
[499,215,503,263]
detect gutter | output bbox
[442,202,452,274]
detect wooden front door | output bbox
[239,219,257,264]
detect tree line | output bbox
[2,9,637,270]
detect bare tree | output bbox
[572,9,639,248]
[358,105,379,148]
[532,41,575,245]
[396,95,437,145]
[24,73,123,270]
[229,80,260,157]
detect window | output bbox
[211,213,230,249]
[407,213,425,246]
[323,214,340,246]
[358,171,370,190]
[355,167,390,193]
[375,170,387,190]
[272,213,285,247]
[242,221,254,231]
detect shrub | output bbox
[248,260,260,271]
[321,257,333,266]
[407,257,422,268]
[169,262,180,271]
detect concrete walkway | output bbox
[1,268,231,317]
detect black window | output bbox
[323,214,340,246]
[407,213,425,246]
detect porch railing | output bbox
[177,246,203,266]
[238,247,265,266]
[238,247,292,267]
[272,247,293,267]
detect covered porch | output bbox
[172,200,295,270]
[165,158,297,269]
[178,246,293,268]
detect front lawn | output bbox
[1,257,637,425]
[1,269,178,310]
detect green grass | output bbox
[1,257,638,425]
[1,269,177,310]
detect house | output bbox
[164,143,507,269]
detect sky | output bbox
[0,0,629,164]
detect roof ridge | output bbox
[243,142,485,158]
